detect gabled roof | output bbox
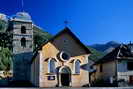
[37,27,91,54]
[95,43,133,64]
[30,27,91,64]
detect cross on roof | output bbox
[64,20,69,27]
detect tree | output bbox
[0,19,8,32]
[0,47,12,71]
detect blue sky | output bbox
[0,0,133,45]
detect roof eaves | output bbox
[36,27,91,54]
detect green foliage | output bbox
[0,47,12,70]
[0,23,52,70]
[0,32,12,70]
[0,20,8,32]
[87,46,105,61]
[0,33,12,48]
[33,25,52,49]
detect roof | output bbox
[37,27,91,53]
[30,27,91,63]
[95,43,133,64]
[10,12,32,22]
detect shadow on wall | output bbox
[80,64,95,72]
[10,52,34,87]
[80,60,96,72]
[13,52,33,80]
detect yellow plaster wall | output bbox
[39,33,90,87]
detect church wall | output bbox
[30,52,40,87]
[38,32,90,87]
[71,55,89,87]
[39,43,59,87]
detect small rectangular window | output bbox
[48,76,55,80]
[127,62,133,70]
[100,64,103,72]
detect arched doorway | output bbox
[59,66,71,87]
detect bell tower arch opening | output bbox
[21,37,26,47]
[21,26,26,34]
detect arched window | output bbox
[48,59,56,73]
[21,38,26,47]
[21,26,26,34]
[74,60,80,74]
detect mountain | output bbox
[88,41,121,61]
[90,41,120,53]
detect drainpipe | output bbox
[115,59,118,87]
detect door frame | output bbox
[58,66,72,87]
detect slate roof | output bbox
[36,27,91,53]
[31,27,91,63]
[95,43,133,64]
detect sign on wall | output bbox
[48,76,55,80]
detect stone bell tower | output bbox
[9,12,33,81]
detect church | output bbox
[0,11,93,87]
[30,28,92,87]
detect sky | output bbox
[0,0,133,45]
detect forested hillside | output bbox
[87,46,105,61]
[33,25,52,49]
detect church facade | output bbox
[30,28,91,87]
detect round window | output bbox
[62,52,69,60]
[59,51,70,61]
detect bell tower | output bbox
[9,12,33,81]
